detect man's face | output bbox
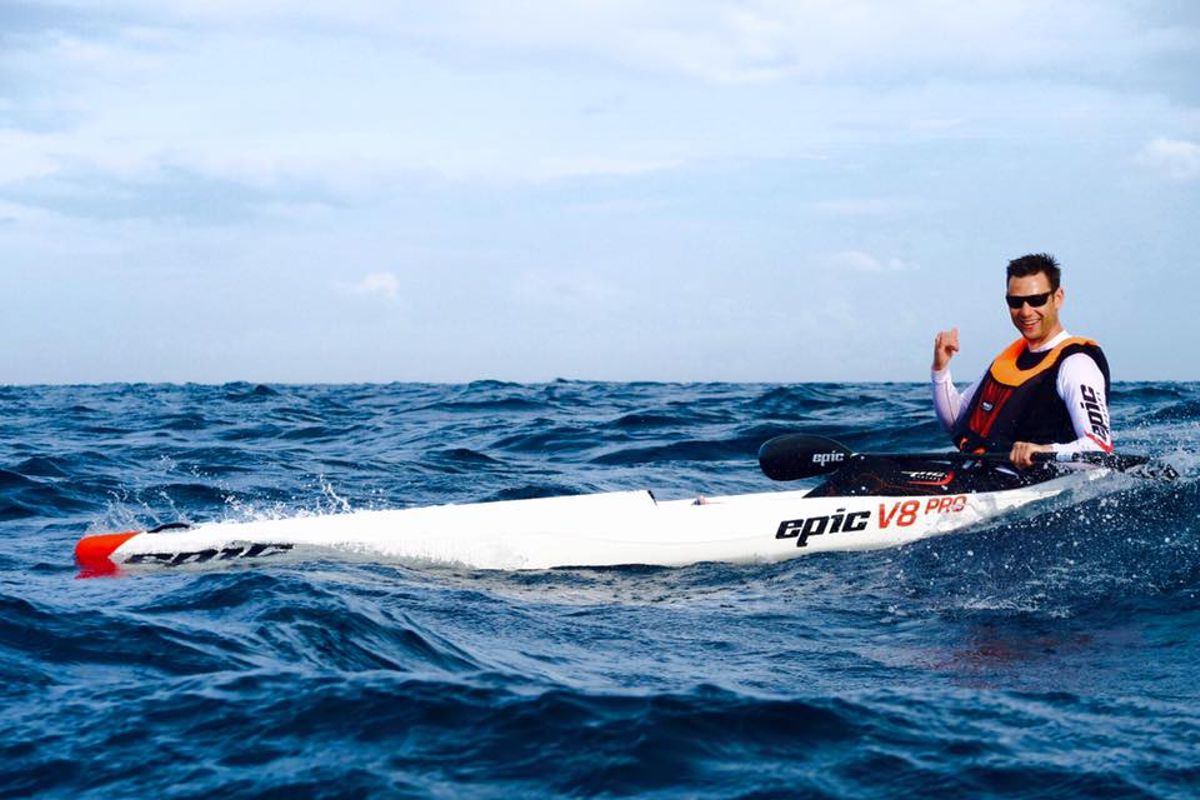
[1006,272,1063,345]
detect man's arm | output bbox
[1052,352,1113,454]
[1010,352,1113,467]
[931,368,977,433]
[931,327,977,433]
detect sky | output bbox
[2,1,1198,383]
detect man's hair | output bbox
[1006,253,1061,291]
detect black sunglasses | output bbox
[1005,291,1052,309]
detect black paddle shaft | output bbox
[757,433,1166,482]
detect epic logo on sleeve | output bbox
[1080,385,1111,445]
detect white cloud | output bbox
[811,198,915,216]
[337,271,401,301]
[533,157,682,181]
[827,250,916,272]
[0,200,60,226]
[512,270,622,308]
[907,117,966,134]
[406,1,1188,87]
[0,129,66,184]
[31,0,1193,85]
[2,1,1194,196]
[1135,137,1200,181]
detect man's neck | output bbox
[1026,327,1068,352]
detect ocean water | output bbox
[2,381,1198,799]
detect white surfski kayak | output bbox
[75,461,1110,575]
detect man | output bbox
[931,253,1113,468]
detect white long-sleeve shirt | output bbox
[931,331,1113,455]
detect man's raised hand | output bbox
[932,328,959,372]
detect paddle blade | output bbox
[758,434,854,481]
[1067,451,1178,481]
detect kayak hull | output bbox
[75,467,1107,575]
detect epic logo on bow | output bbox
[125,542,294,567]
[811,451,845,466]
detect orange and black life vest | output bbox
[952,336,1109,453]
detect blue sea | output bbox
[2,381,1198,798]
